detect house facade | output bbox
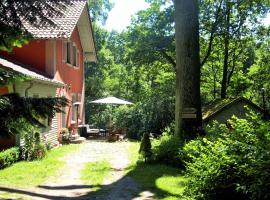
[0,0,96,148]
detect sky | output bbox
[104,0,149,31]
[103,0,270,32]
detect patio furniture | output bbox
[108,128,126,142]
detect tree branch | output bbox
[159,49,176,70]
[200,0,223,68]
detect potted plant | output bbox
[61,128,70,143]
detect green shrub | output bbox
[152,133,183,167]
[184,115,270,200]
[33,143,47,160]
[20,127,47,160]
[61,128,70,142]
[0,147,20,169]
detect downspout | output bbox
[25,81,33,97]
[12,83,16,93]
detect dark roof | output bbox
[202,97,264,122]
[23,0,87,39]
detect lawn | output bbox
[80,160,111,191]
[127,141,189,200]
[0,144,79,187]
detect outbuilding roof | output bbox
[202,97,264,122]
[0,58,64,86]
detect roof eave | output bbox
[76,4,97,63]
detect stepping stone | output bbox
[70,137,86,144]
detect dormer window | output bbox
[63,41,79,68]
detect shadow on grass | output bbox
[0,162,187,200]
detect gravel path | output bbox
[2,140,154,200]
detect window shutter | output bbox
[62,42,67,63]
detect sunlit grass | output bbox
[80,160,111,191]
[126,141,140,171]
[127,141,189,199]
[0,144,79,188]
[156,174,188,200]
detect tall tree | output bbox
[199,0,269,99]
[174,0,202,139]
[88,0,113,24]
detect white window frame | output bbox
[62,97,66,128]
[63,41,79,69]
[71,93,77,122]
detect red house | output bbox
[0,0,97,148]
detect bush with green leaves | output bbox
[184,115,270,200]
[89,94,175,140]
[15,119,48,160]
[0,147,20,169]
[152,129,183,167]
[113,104,144,139]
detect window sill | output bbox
[65,62,80,70]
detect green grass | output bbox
[0,144,79,187]
[80,160,111,191]
[127,141,188,200]
[126,141,140,170]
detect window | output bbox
[72,45,77,66]
[63,41,79,68]
[66,42,71,64]
[76,51,80,67]
[71,94,76,121]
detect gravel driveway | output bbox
[1,140,154,200]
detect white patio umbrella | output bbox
[90,96,133,130]
[90,96,133,105]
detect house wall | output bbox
[205,101,261,124]
[0,40,46,72]
[0,86,8,95]
[0,27,86,142]
[55,27,85,134]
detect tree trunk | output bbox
[221,3,230,99]
[174,0,202,140]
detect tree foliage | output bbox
[85,0,269,137]
[88,0,114,24]
[0,93,68,137]
[184,115,270,200]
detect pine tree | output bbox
[139,133,152,162]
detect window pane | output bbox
[71,94,76,121]
[67,42,70,63]
[73,46,77,66]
